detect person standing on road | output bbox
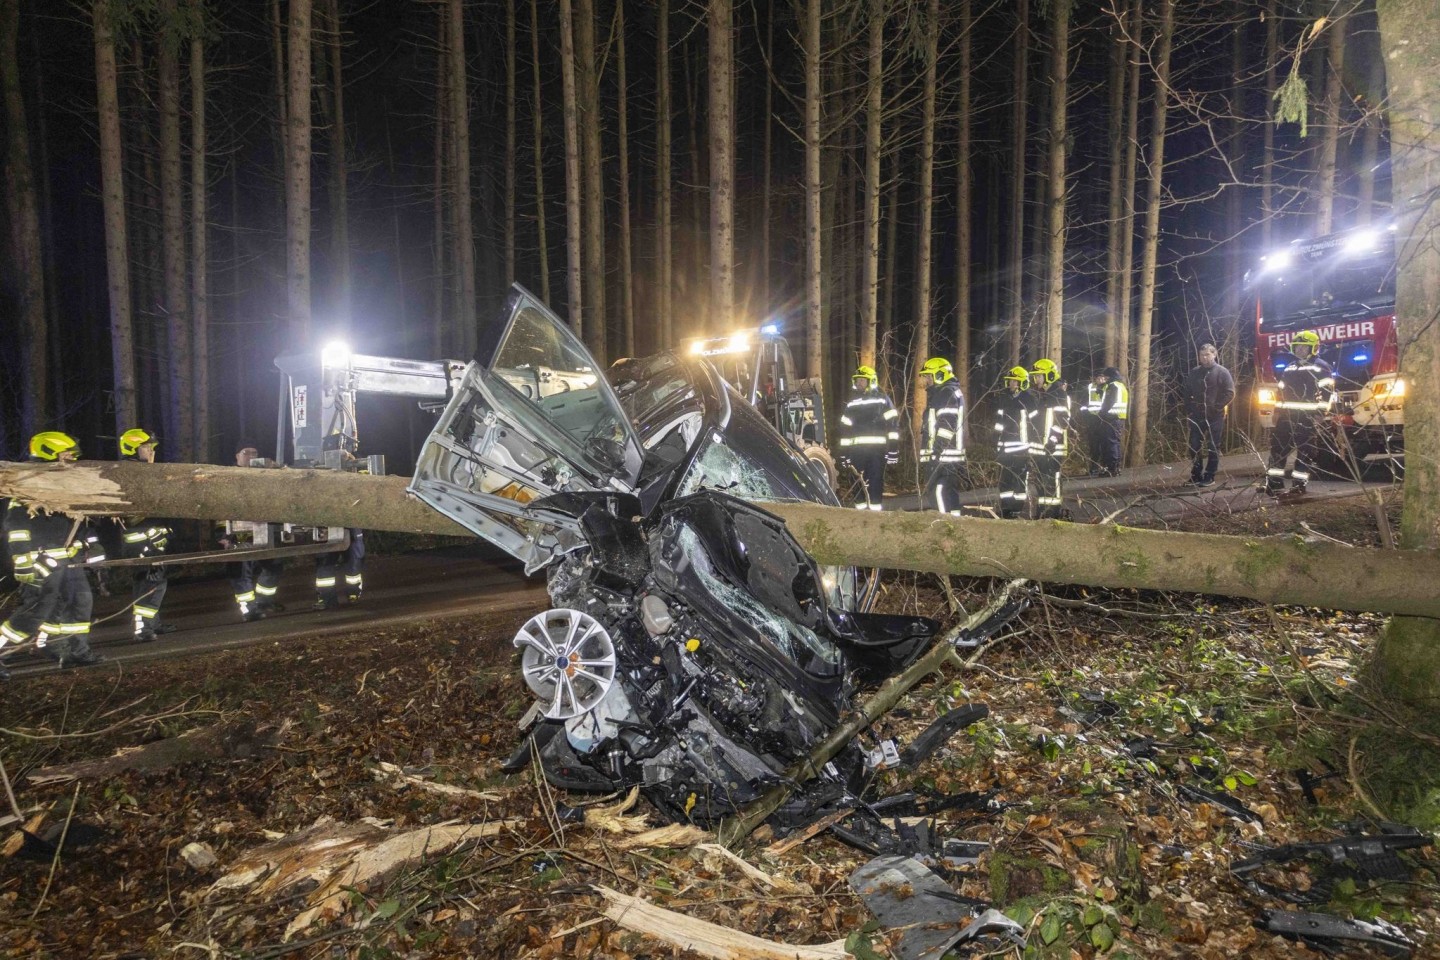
[837,365,900,511]
[117,428,176,641]
[1265,329,1335,497]
[994,367,1037,519]
[1028,358,1071,518]
[1,432,106,675]
[223,441,285,622]
[1182,344,1236,488]
[1095,367,1129,477]
[918,358,967,515]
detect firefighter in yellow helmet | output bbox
[918,358,968,515]
[1,433,106,676]
[993,367,1038,519]
[1028,358,1071,519]
[116,428,176,642]
[837,365,899,510]
[1265,329,1335,497]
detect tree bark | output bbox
[1103,0,1127,369]
[616,0,634,356]
[1370,0,1440,708]
[432,2,447,356]
[190,0,210,461]
[1356,114,1379,226]
[576,0,605,362]
[159,0,193,461]
[446,0,475,355]
[860,0,883,369]
[505,0,516,288]
[1042,0,1068,362]
[803,0,822,379]
[1261,0,1277,248]
[1006,0,1028,368]
[1,0,46,439]
[1314,5,1348,235]
[1129,0,1175,467]
[708,0,733,341]
[287,0,313,343]
[559,0,584,337]
[655,0,672,348]
[327,0,351,327]
[954,0,972,401]
[5,460,1440,620]
[911,0,939,444]
[529,0,550,303]
[94,0,137,435]
[759,3,772,325]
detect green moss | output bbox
[1232,540,1284,589]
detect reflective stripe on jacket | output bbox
[921,380,966,463]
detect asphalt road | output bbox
[5,544,546,679]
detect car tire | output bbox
[803,443,839,490]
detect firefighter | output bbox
[1265,329,1335,497]
[1,432,106,674]
[837,365,899,510]
[994,367,1037,519]
[117,428,175,642]
[1028,358,1071,519]
[222,441,285,621]
[1095,367,1129,476]
[314,530,365,608]
[918,358,968,515]
[1081,370,1106,475]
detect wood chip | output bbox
[595,885,848,959]
[611,824,712,850]
[372,761,502,801]
[763,808,854,858]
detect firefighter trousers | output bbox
[315,530,365,603]
[132,566,168,636]
[1267,413,1321,493]
[850,450,886,510]
[1031,453,1065,518]
[923,461,968,516]
[229,559,283,615]
[1097,416,1124,474]
[996,454,1029,519]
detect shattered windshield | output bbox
[677,384,831,502]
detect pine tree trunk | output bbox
[8,460,1440,620]
[759,3,772,322]
[1314,7,1348,234]
[954,0,972,400]
[803,0,823,379]
[1261,0,1278,248]
[1357,115,1379,226]
[1369,0,1440,709]
[159,0,193,461]
[1,0,46,438]
[1128,0,1175,467]
[190,0,211,461]
[708,0,734,341]
[446,0,475,355]
[1116,0,1141,381]
[327,0,351,326]
[860,0,883,369]
[1103,0,1127,369]
[93,0,137,434]
[559,0,584,336]
[272,0,288,195]
[880,175,898,371]
[505,0,516,288]
[432,3,447,355]
[1006,0,1028,368]
[529,0,550,303]
[616,0,635,355]
[1042,0,1068,362]
[910,0,938,442]
[655,0,672,348]
[576,0,605,362]
[1222,1,1245,371]
[287,0,313,343]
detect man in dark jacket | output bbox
[1182,343,1236,487]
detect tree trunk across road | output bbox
[4,461,1440,620]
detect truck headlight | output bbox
[1257,388,1277,407]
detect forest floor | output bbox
[1,489,1435,960]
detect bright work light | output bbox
[321,340,352,369]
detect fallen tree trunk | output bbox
[2,460,1438,618]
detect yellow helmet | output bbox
[1031,357,1059,384]
[1291,329,1320,349]
[30,431,79,461]
[1003,366,1030,389]
[119,427,156,457]
[920,357,954,384]
[853,365,878,382]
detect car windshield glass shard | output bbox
[492,303,631,479]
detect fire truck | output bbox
[1248,224,1405,464]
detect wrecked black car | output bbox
[410,286,938,821]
